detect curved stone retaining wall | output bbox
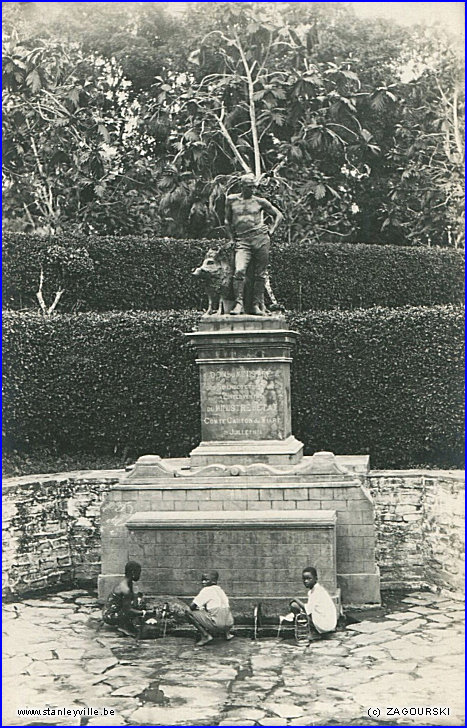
[2,469,464,597]
[2,471,118,596]
[367,470,464,591]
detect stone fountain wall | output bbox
[2,469,464,598]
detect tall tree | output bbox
[2,2,179,234]
[2,2,463,245]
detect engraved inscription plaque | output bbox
[200,364,290,441]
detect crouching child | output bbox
[188,570,234,646]
[287,566,337,637]
[102,561,147,636]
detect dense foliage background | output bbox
[3,2,464,246]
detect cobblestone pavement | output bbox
[3,590,464,726]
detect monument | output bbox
[98,313,380,613]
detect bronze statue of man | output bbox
[224,175,283,316]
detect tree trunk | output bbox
[236,34,262,179]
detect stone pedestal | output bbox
[98,315,381,609]
[187,315,303,466]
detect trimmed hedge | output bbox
[3,232,464,312]
[290,306,464,469]
[3,306,464,469]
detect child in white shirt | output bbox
[289,566,337,635]
[188,570,234,646]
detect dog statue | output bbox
[192,242,283,316]
[192,243,253,315]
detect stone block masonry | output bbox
[97,462,379,607]
[125,510,336,609]
[2,471,119,597]
[368,470,465,591]
[2,469,464,598]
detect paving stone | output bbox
[385,611,418,621]
[352,646,388,660]
[103,675,135,690]
[375,659,419,673]
[29,646,55,660]
[68,612,91,622]
[4,589,465,727]
[352,673,428,709]
[425,612,454,624]
[393,618,427,633]
[160,683,227,705]
[21,609,71,624]
[163,667,238,684]
[265,702,306,718]
[2,639,17,656]
[309,665,342,678]
[387,645,438,661]
[56,662,90,678]
[10,675,55,693]
[83,647,116,660]
[401,593,439,605]
[448,610,465,621]
[55,648,86,660]
[228,691,268,707]
[434,653,464,667]
[237,678,279,691]
[284,684,320,698]
[352,630,399,646]
[75,596,99,605]
[310,643,348,656]
[251,655,283,670]
[307,701,363,723]
[86,716,127,726]
[27,660,59,676]
[221,709,267,721]
[2,604,21,614]
[287,700,358,725]
[100,665,156,680]
[111,683,147,697]
[4,655,33,675]
[439,589,464,601]
[129,704,218,725]
[22,599,73,609]
[346,620,395,634]
[85,657,119,674]
[288,715,322,726]
[407,605,437,615]
[5,623,58,644]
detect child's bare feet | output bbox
[195,635,213,647]
[225,632,235,641]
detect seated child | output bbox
[187,570,234,647]
[102,561,147,636]
[287,566,337,635]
